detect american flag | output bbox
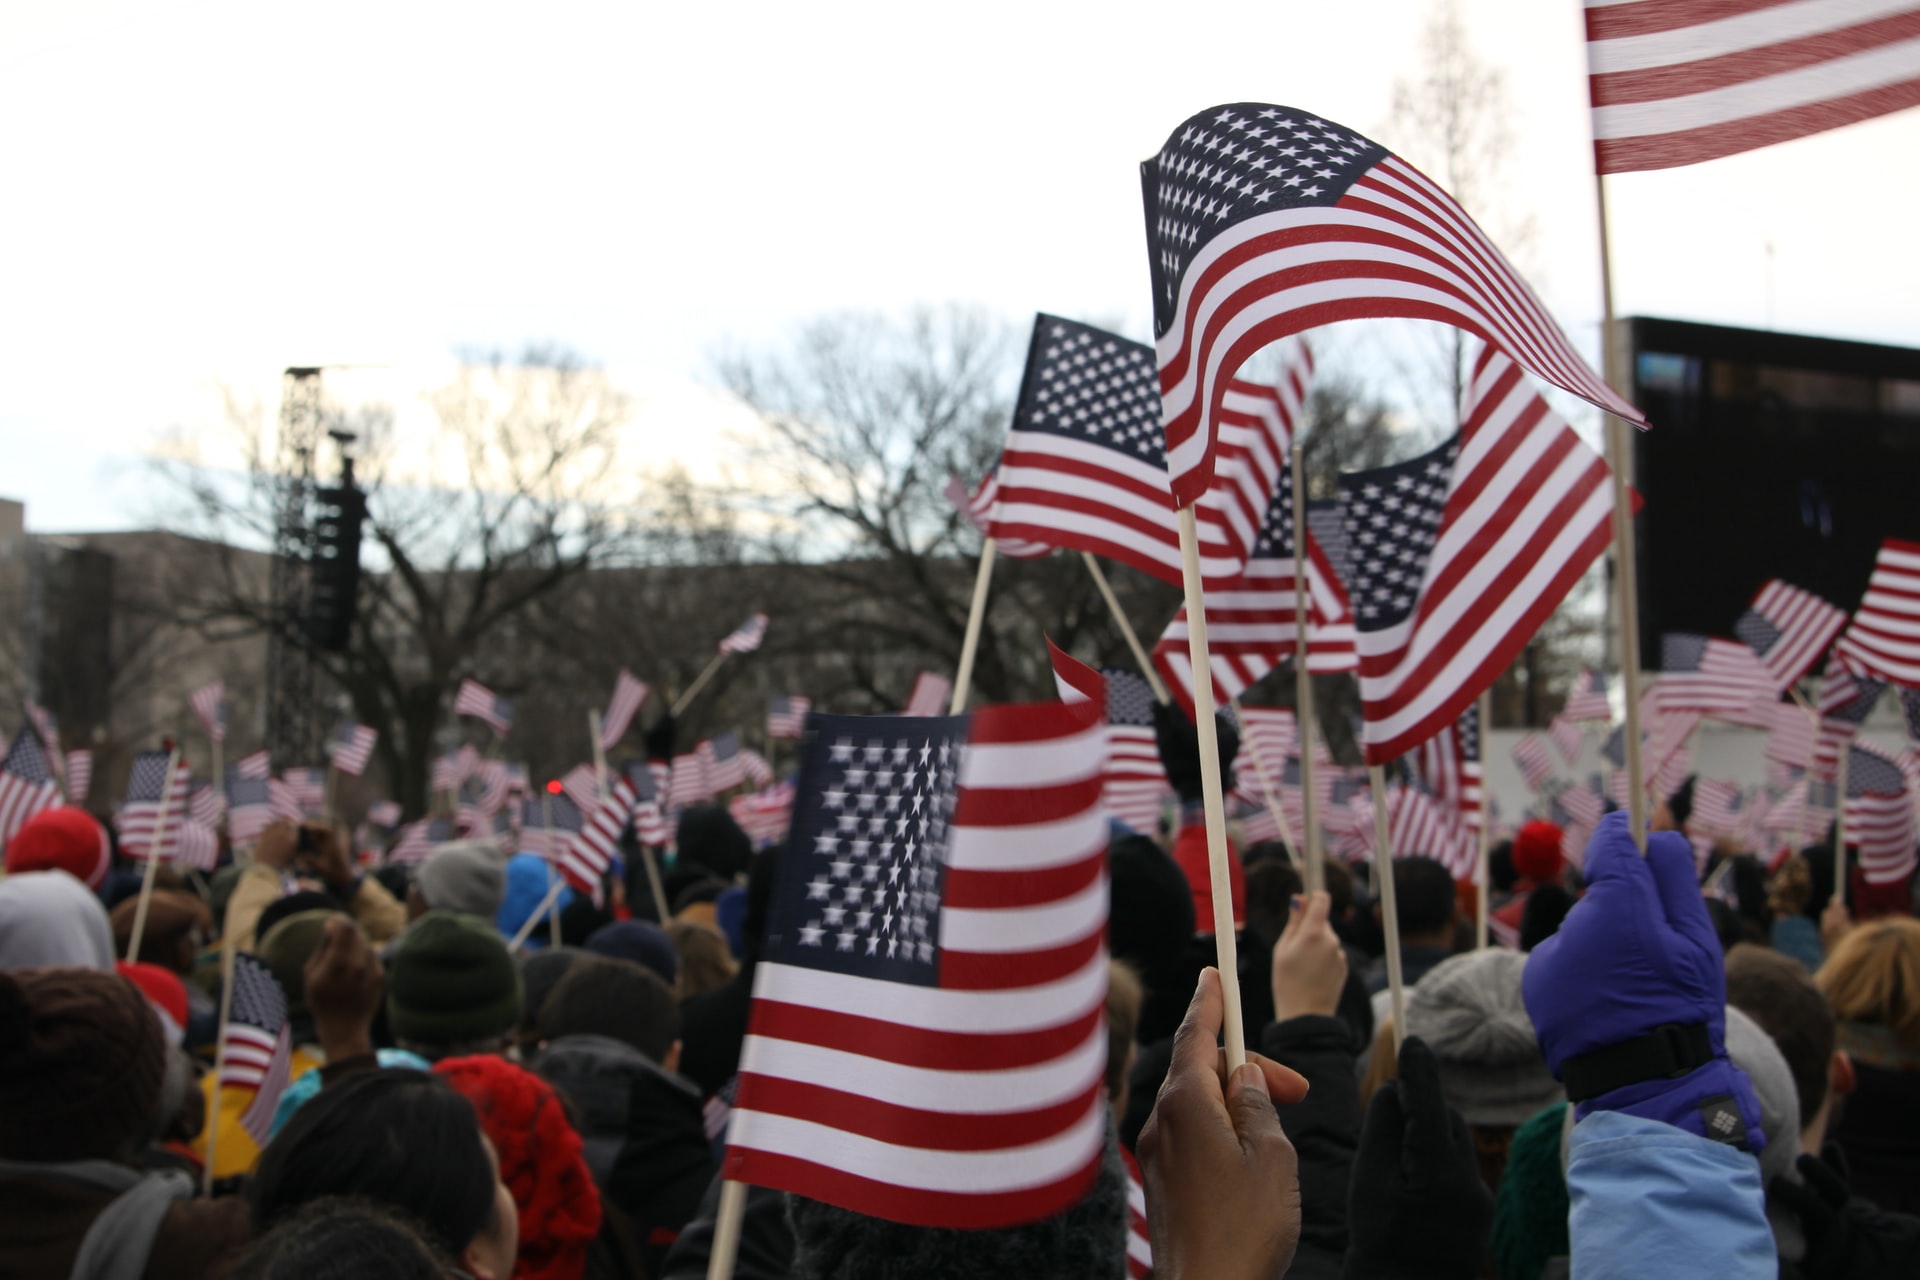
[1142,104,1639,508]
[1658,634,1781,718]
[1355,781,1472,879]
[280,767,327,814]
[1692,779,1746,837]
[1415,706,1484,833]
[1123,1147,1153,1279]
[983,313,1312,588]
[944,471,1052,561]
[768,695,812,740]
[1153,441,1357,707]
[1234,706,1299,812]
[599,669,650,750]
[1736,579,1847,691]
[63,749,92,807]
[189,681,227,744]
[190,781,226,828]
[1842,741,1917,884]
[1558,779,1607,831]
[454,679,514,736]
[702,732,751,795]
[1762,700,1818,770]
[1814,664,1886,778]
[266,778,304,824]
[1549,713,1585,765]
[1336,348,1615,762]
[1563,667,1613,722]
[1048,642,1173,837]
[226,776,274,844]
[730,779,798,848]
[557,778,637,904]
[117,751,191,860]
[719,613,770,655]
[327,721,379,777]
[722,691,1111,1229]
[518,794,585,860]
[902,671,954,718]
[1835,537,1920,688]
[24,700,60,763]
[0,731,60,844]
[232,749,271,780]
[218,953,294,1145]
[430,752,466,796]
[668,750,709,808]
[366,799,402,830]
[170,819,219,873]
[559,763,601,813]
[387,817,455,867]
[624,760,673,847]
[1604,721,1695,810]
[1584,0,1920,175]
[1511,734,1556,792]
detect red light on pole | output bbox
[546,779,563,794]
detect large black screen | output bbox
[1628,316,1920,660]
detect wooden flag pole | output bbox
[673,653,731,719]
[1789,685,1823,854]
[1230,697,1300,854]
[211,737,225,836]
[541,790,563,947]
[126,748,183,963]
[1081,552,1171,703]
[203,936,237,1194]
[1175,506,1246,1071]
[1476,689,1493,950]
[1833,741,1850,910]
[950,539,998,713]
[1368,762,1408,1053]
[589,709,611,800]
[1595,174,1649,850]
[509,880,568,952]
[706,1179,751,1280]
[1290,445,1320,898]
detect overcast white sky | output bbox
[4,0,1918,532]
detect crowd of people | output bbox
[1,707,1918,1279]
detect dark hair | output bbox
[1244,860,1303,949]
[1666,775,1696,830]
[1241,840,1292,869]
[537,955,680,1063]
[675,805,753,881]
[1518,884,1574,952]
[1487,841,1516,894]
[249,1069,496,1261]
[1726,942,1837,1125]
[1322,857,1355,918]
[1390,856,1458,938]
[256,891,342,943]
[227,1197,452,1280]
[671,878,728,914]
[557,893,613,948]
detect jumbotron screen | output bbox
[1627,316,1920,660]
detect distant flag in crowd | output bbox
[767,695,812,740]
[519,793,585,860]
[1814,664,1887,778]
[1583,0,1920,175]
[1235,706,1300,811]
[63,749,92,807]
[387,817,456,867]
[1558,779,1607,832]
[117,752,191,860]
[557,779,637,904]
[1735,579,1847,691]
[431,752,466,796]
[902,672,953,718]
[267,778,303,824]
[218,954,294,1145]
[559,764,601,814]
[1657,634,1779,718]
[980,313,1311,586]
[1840,741,1918,884]
[1835,537,1920,688]
[1562,668,1612,722]
[599,670,649,749]
[1049,641,1171,836]
[327,721,379,777]
[1549,713,1584,765]
[226,777,273,844]
[1762,701,1818,770]
[701,732,750,795]
[625,760,673,847]
[730,780,797,848]
[1142,104,1639,508]
[944,471,1052,559]
[722,690,1111,1229]
[0,731,60,844]
[366,799,402,830]
[232,750,271,780]
[1336,348,1615,762]
[719,613,769,655]
[1511,734,1556,792]
[189,681,228,744]
[454,679,514,736]
[1124,1148,1153,1279]
[281,768,327,814]
[1415,706,1484,833]
[171,820,219,872]
[1354,781,1472,879]
[1691,780,1745,838]
[22,702,62,785]
[189,781,225,829]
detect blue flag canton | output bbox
[1145,105,1388,334]
[1,731,54,784]
[765,715,966,985]
[124,751,173,803]
[1459,705,1481,764]
[1732,608,1783,662]
[1013,315,1163,467]
[1339,437,1459,630]
[1249,462,1300,560]
[1660,632,1713,673]
[1306,497,1351,587]
[230,953,288,1034]
[1103,668,1158,728]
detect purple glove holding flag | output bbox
[1521,810,1764,1155]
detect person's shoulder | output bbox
[151,1193,252,1279]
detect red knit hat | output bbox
[5,807,111,889]
[115,961,189,1048]
[1513,820,1565,884]
[434,1055,601,1280]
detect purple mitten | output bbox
[1521,811,1763,1154]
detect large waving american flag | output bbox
[723,693,1111,1228]
[599,669,650,749]
[1584,0,1920,175]
[557,778,637,904]
[1142,104,1639,507]
[1840,741,1917,884]
[1338,348,1615,762]
[984,313,1312,587]
[1834,537,1920,688]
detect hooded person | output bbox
[497,852,573,949]
[0,870,116,971]
[534,956,714,1277]
[0,966,253,1278]
[4,805,112,890]
[410,840,510,922]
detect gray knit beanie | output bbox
[786,1120,1129,1280]
[1407,948,1564,1127]
[414,840,508,919]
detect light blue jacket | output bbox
[1567,1111,1774,1279]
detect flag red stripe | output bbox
[1590,11,1920,105]
[745,1000,1103,1072]
[942,853,1105,910]
[939,928,1106,991]
[732,1075,1106,1152]
[1595,77,1920,171]
[1587,0,1811,41]
[719,1148,1101,1231]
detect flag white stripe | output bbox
[945,809,1111,872]
[941,877,1107,954]
[1593,37,1920,137]
[739,1025,1106,1115]
[1589,0,1916,72]
[748,951,1107,1034]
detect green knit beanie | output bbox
[386,912,522,1049]
[1492,1101,1571,1280]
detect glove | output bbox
[643,712,676,763]
[1152,701,1239,804]
[1342,1036,1493,1280]
[1771,1148,1920,1280]
[1521,810,1764,1154]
